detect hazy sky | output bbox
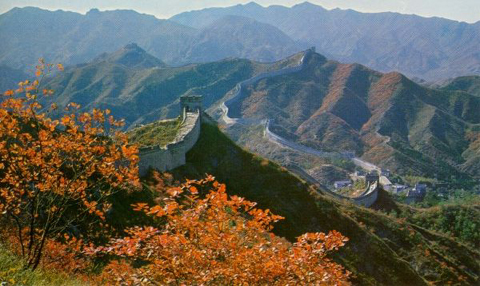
[1,0,479,23]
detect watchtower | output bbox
[366,172,379,184]
[180,94,203,114]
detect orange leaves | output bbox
[146,205,166,217]
[166,186,183,197]
[189,186,198,194]
[3,89,14,96]
[95,176,350,285]
[60,114,74,126]
[131,202,148,212]
[0,61,140,272]
[42,88,54,96]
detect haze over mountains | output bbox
[172,2,480,80]
[40,43,274,126]
[2,2,480,80]
[0,6,299,72]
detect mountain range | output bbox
[34,44,480,182]
[0,6,299,72]
[40,42,283,126]
[171,1,480,80]
[219,51,480,181]
[2,3,480,80]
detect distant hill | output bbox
[41,44,282,126]
[93,43,167,69]
[4,4,480,80]
[439,75,480,97]
[0,7,196,70]
[182,15,300,64]
[0,7,301,72]
[0,65,28,92]
[171,1,480,80]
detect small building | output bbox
[355,170,366,177]
[380,169,391,177]
[180,94,203,114]
[414,183,427,195]
[334,180,352,190]
[405,183,427,203]
[392,184,408,194]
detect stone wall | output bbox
[285,162,380,207]
[264,119,340,159]
[221,48,314,125]
[138,111,201,176]
[217,47,380,207]
[285,163,380,207]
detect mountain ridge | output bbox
[171,1,480,80]
[34,45,480,184]
[0,7,302,72]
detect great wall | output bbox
[136,95,202,176]
[135,48,382,207]
[217,48,382,207]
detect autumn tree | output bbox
[92,174,350,285]
[0,60,140,270]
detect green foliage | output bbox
[403,175,437,186]
[441,75,480,97]
[0,244,83,286]
[406,203,480,248]
[128,117,182,147]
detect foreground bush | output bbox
[91,175,350,285]
[0,60,139,270]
